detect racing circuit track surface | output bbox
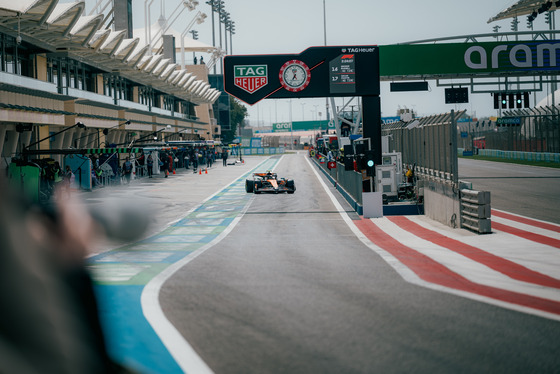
[158,153,560,374]
[458,157,560,224]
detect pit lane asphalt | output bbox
[80,153,560,373]
[81,155,277,373]
[80,156,269,257]
[158,153,560,374]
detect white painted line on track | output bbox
[141,157,279,374]
[141,213,247,374]
[305,155,560,321]
[492,215,560,239]
[493,208,560,229]
[405,215,560,280]
[374,217,560,301]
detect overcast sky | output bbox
[118,0,558,124]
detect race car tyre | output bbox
[286,179,295,194]
[245,179,254,193]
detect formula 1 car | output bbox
[245,172,295,194]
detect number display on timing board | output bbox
[329,54,356,94]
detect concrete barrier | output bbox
[423,180,461,228]
[460,189,492,234]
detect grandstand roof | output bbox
[488,0,560,23]
[0,0,219,105]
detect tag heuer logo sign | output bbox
[234,65,268,94]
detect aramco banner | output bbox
[272,120,331,132]
[380,40,560,77]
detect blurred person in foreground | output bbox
[0,177,137,374]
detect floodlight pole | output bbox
[323,0,327,45]
[181,12,207,68]
[145,0,156,55]
[323,0,329,129]
[228,21,235,54]
[206,0,217,74]
[152,2,200,50]
[450,109,459,186]
[289,99,293,150]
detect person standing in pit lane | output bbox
[222,149,228,167]
[207,150,213,168]
[64,165,74,196]
[191,150,198,173]
[198,150,204,171]
[168,153,174,175]
[122,157,133,185]
[161,153,169,178]
[147,154,154,178]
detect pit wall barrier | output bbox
[311,155,475,228]
[423,179,461,229]
[311,156,364,215]
[459,148,560,163]
[236,147,286,156]
[311,152,484,229]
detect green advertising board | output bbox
[380,40,560,77]
[272,120,331,132]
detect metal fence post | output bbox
[450,110,458,186]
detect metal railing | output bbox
[458,105,560,154]
[382,110,465,184]
[314,155,363,206]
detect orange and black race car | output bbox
[245,172,296,194]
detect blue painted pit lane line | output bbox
[95,285,181,374]
[87,157,280,373]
